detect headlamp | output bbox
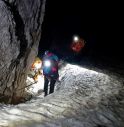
[73,35,79,42]
[44,60,51,67]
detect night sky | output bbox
[39,0,123,64]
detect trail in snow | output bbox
[0,63,124,127]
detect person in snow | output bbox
[71,35,86,54]
[30,57,42,82]
[42,51,59,96]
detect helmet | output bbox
[45,50,49,55]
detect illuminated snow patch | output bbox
[66,64,99,74]
[26,75,44,94]
[34,75,44,91]
[8,108,20,114]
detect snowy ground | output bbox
[0,62,124,127]
[26,75,44,96]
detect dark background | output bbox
[38,0,123,66]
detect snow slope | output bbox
[0,63,124,127]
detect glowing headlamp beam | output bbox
[73,36,79,42]
[44,60,51,67]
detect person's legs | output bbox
[44,77,49,96]
[49,79,56,94]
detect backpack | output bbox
[42,52,59,79]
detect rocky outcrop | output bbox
[0,0,46,104]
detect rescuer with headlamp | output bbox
[71,35,86,53]
[30,57,42,82]
[42,50,59,96]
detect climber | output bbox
[71,35,86,53]
[42,50,59,96]
[30,57,42,82]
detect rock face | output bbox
[0,0,46,104]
